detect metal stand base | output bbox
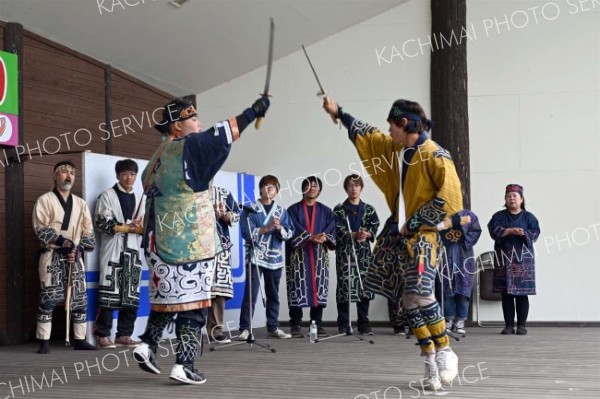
[315,325,374,345]
[209,332,276,353]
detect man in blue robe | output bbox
[286,176,336,338]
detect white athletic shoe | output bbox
[423,360,442,391]
[237,330,249,341]
[169,364,206,385]
[268,328,292,339]
[436,348,459,384]
[445,319,454,332]
[132,343,161,374]
[454,319,466,336]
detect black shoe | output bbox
[358,327,374,336]
[74,339,99,350]
[37,339,50,354]
[516,326,528,335]
[317,327,329,337]
[169,364,206,385]
[500,326,515,335]
[290,326,304,338]
[213,334,231,344]
[133,343,161,374]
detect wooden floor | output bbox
[0,327,598,399]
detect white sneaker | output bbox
[423,360,442,391]
[132,343,161,374]
[454,319,466,335]
[268,328,291,339]
[436,348,458,384]
[445,319,454,332]
[237,330,249,341]
[169,364,206,385]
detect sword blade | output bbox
[301,45,326,96]
[262,17,275,95]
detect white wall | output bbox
[195,0,600,323]
[468,0,600,322]
[196,0,431,324]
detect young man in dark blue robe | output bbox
[286,176,336,338]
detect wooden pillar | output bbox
[430,0,470,209]
[3,22,25,344]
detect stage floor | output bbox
[0,327,598,399]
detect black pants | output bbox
[337,299,370,331]
[96,307,138,338]
[140,309,206,367]
[501,293,529,327]
[289,305,324,327]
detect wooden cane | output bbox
[65,226,75,346]
[65,208,85,346]
[65,256,73,346]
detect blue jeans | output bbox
[239,264,282,332]
[444,293,469,320]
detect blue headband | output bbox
[387,106,433,131]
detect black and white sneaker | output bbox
[213,334,231,344]
[358,327,375,336]
[133,343,161,374]
[169,364,206,385]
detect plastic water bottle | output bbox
[309,320,317,343]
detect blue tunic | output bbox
[439,209,482,298]
[241,200,294,270]
[488,209,540,295]
[286,201,336,307]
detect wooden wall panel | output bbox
[110,72,170,160]
[0,22,171,344]
[23,35,106,157]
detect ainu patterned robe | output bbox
[33,190,95,339]
[333,200,379,303]
[142,118,239,312]
[337,113,463,299]
[439,209,482,298]
[242,199,294,270]
[489,209,540,295]
[94,185,144,309]
[286,201,336,308]
[211,186,240,298]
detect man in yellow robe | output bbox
[323,97,462,391]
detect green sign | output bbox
[0,50,18,115]
[0,50,19,147]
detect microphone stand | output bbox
[317,214,373,345]
[210,206,276,353]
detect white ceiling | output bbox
[0,0,408,96]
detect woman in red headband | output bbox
[488,184,540,335]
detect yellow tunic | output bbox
[347,118,463,297]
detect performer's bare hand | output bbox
[67,248,76,263]
[323,97,338,117]
[513,228,525,237]
[399,224,409,236]
[310,233,326,243]
[318,233,327,243]
[357,229,370,242]
[271,217,281,231]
